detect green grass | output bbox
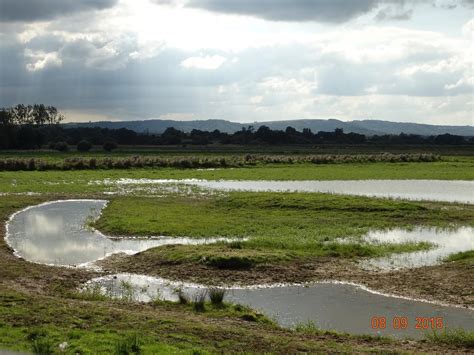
[444,250,474,264]
[136,244,297,269]
[93,192,473,258]
[426,329,474,348]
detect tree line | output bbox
[1,105,472,150]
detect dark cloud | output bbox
[180,0,473,23]
[0,0,118,23]
[186,0,380,23]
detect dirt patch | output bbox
[97,251,474,309]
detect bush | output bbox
[77,140,92,152]
[54,141,68,152]
[103,141,117,152]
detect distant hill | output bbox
[66,118,474,136]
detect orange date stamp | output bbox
[371,316,444,330]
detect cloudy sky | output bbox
[0,0,473,125]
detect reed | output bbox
[0,153,441,171]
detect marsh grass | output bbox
[31,337,54,355]
[0,153,440,171]
[208,288,226,306]
[192,291,207,312]
[114,334,142,355]
[74,283,109,301]
[119,280,135,301]
[175,289,190,305]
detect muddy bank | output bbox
[97,251,473,309]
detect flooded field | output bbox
[87,273,474,339]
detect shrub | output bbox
[77,140,92,152]
[54,141,68,152]
[103,141,117,152]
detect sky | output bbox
[0,0,473,125]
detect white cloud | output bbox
[24,49,62,71]
[181,55,227,70]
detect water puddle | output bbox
[362,227,474,270]
[86,273,474,339]
[5,200,234,267]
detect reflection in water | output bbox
[6,200,235,267]
[87,273,474,339]
[362,227,474,270]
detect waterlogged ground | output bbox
[1,159,473,352]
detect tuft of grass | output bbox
[31,337,54,355]
[114,334,142,355]
[175,289,189,305]
[192,291,207,312]
[426,329,474,348]
[208,288,226,306]
[228,241,243,249]
[72,283,109,301]
[294,321,324,335]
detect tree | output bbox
[103,141,117,152]
[54,141,68,152]
[9,104,64,125]
[77,140,92,152]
